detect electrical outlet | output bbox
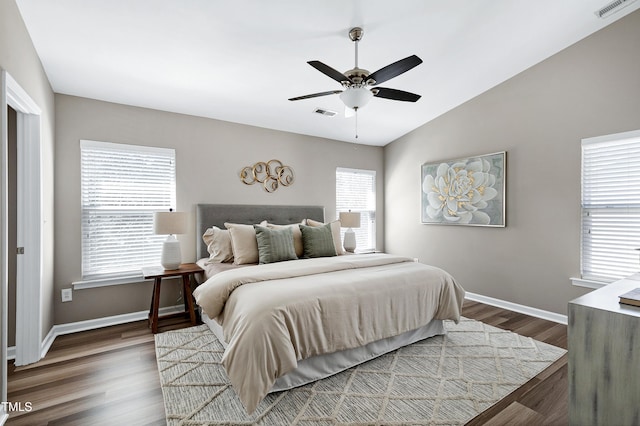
[61,288,72,302]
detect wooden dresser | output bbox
[568,274,640,425]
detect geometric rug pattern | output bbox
[155,317,566,425]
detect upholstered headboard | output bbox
[196,204,325,260]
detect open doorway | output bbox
[7,106,16,355]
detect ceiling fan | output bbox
[288,27,423,113]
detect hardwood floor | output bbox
[462,301,568,426]
[5,301,568,425]
[5,317,187,426]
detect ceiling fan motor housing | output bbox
[343,67,370,86]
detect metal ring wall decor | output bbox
[240,159,295,193]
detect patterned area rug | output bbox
[155,318,565,425]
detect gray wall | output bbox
[0,0,56,402]
[384,10,640,315]
[1,3,57,336]
[54,95,384,324]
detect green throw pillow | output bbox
[299,223,337,258]
[254,225,298,264]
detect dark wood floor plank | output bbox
[6,299,568,425]
[518,358,568,421]
[483,401,545,426]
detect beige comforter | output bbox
[193,253,465,414]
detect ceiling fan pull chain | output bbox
[355,108,359,139]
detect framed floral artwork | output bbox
[421,151,506,226]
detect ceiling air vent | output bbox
[313,108,337,117]
[595,0,637,18]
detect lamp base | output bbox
[343,228,356,253]
[161,235,182,270]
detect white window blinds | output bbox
[581,130,640,283]
[336,167,376,252]
[80,140,176,279]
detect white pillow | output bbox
[305,219,344,255]
[225,222,259,264]
[202,226,234,263]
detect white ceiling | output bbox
[16,0,640,146]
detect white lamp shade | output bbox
[154,211,187,235]
[339,211,361,228]
[339,87,373,109]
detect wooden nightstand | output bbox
[142,263,203,333]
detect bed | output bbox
[192,204,465,414]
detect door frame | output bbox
[0,68,7,426]
[1,68,43,384]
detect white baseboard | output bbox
[465,292,568,325]
[7,305,186,362]
[0,411,8,426]
[12,295,566,363]
[40,326,57,360]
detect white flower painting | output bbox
[421,152,505,226]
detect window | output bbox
[581,130,640,283]
[336,167,376,252]
[80,140,176,279]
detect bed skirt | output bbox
[201,311,445,392]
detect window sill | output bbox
[570,277,608,289]
[72,273,149,290]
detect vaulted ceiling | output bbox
[16,0,640,146]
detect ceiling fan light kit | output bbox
[289,26,423,137]
[339,86,373,109]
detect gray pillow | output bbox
[254,225,298,264]
[299,223,337,258]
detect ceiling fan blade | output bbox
[367,55,423,85]
[308,61,352,84]
[288,90,342,101]
[373,87,421,102]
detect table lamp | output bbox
[339,210,361,253]
[154,209,187,270]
